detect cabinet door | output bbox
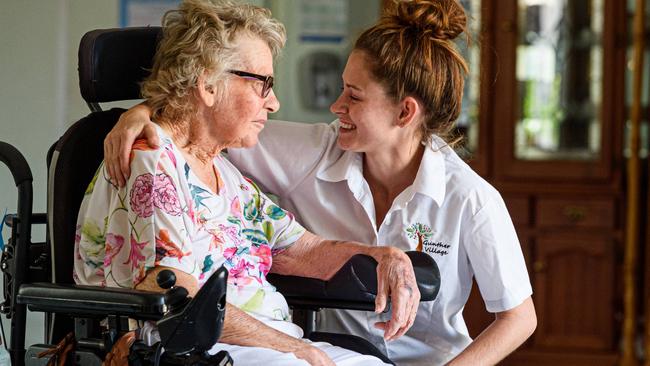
[492,0,623,181]
[534,234,615,350]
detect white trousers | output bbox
[207,341,390,366]
[140,321,390,366]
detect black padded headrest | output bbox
[78,27,162,103]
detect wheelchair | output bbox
[0,27,441,366]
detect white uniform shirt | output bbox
[228,120,532,365]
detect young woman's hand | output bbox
[104,103,158,187]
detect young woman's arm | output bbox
[446,297,537,366]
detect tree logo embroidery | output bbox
[406,223,434,252]
[406,223,451,256]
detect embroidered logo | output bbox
[406,223,434,252]
[406,223,450,256]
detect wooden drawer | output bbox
[536,198,615,229]
[504,196,530,226]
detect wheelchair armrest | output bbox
[17,283,167,320]
[267,251,440,311]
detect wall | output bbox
[0,0,121,348]
[269,0,381,123]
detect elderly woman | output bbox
[73,1,419,365]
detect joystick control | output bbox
[156,269,177,289]
[156,269,189,312]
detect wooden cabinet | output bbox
[459,0,628,364]
[533,234,615,350]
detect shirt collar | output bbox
[316,148,363,183]
[316,119,364,183]
[317,130,447,207]
[412,138,446,207]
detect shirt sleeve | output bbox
[100,142,197,288]
[227,120,336,197]
[461,194,533,313]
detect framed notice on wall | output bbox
[120,0,181,27]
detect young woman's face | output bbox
[330,50,401,153]
[208,35,279,149]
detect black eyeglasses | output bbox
[228,70,274,98]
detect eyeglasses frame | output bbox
[228,70,274,98]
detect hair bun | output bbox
[392,0,467,41]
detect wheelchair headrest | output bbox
[78,27,162,104]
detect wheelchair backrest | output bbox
[47,26,162,341]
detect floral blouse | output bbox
[73,125,306,323]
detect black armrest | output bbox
[268,251,440,311]
[17,283,166,320]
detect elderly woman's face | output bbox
[206,35,279,149]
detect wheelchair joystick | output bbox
[156,270,177,289]
[156,270,190,313]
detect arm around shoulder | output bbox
[104,102,159,187]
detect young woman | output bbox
[103,1,536,364]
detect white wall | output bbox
[0,0,121,348]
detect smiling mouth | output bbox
[340,121,356,130]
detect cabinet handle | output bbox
[563,206,587,222]
[533,261,547,273]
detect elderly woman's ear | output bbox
[197,73,217,108]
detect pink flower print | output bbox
[208,229,225,252]
[223,246,237,260]
[250,245,272,278]
[153,173,182,216]
[228,259,254,289]
[130,174,154,218]
[75,224,81,245]
[164,147,177,168]
[185,192,196,223]
[134,265,147,285]
[219,224,244,247]
[230,197,243,219]
[124,234,147,272]
[74,223,82,260]
[104,233,125,267]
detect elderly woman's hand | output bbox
[104,103,159,187]
[371,247,421,341]
[293,344,336,366]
